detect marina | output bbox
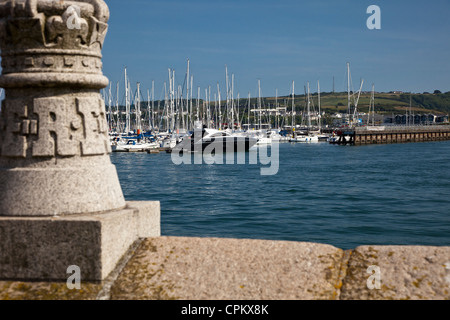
[106,61,450,154]
[0,0,449,302]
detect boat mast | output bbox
[347,62,351,126]
[180,83,185,132]
[152,80,155,131]
[125,67,131,133]
[231,73,235,130]
[186,59,190,130]
[147,89,151,131]
[291,80,295,131]
[353,79,364,125]
[213,93,218,129]
[209,86,211,128]
[205,88,210,128]
[318,80,321,133]
[190,75,194,129]
[217,83,221,130]
[247,92,251,130]
[225,65,229,128]
[275,88,279,130]
[196,86,200,124]
[258,79,262,130]
[163,81,168,131]
[237,92,240,130]
[173,70,177,132]
[307,82,311,130]
[169,70,173,132]
[115,82,120,133]
[136,82,141,132]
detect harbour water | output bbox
[110,141,450,250]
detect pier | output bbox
[331,125,450,145]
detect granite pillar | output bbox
[0,0,160,281]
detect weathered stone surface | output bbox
[0,281,103,300]
[340,246,450,300]
[0,162,125,216]
[127,201,161,238]
[0,0,124,216]
[110,237,345,300]
[0,0,161,284]
[0,201,160,281]
[0,239,448,300]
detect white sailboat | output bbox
[111,71,159,152]
[290,82,319,143]
[247,80,272,145]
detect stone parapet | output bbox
[2,237,448,300]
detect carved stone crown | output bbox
[0,0,109,88]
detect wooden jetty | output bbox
[331,125,450,145]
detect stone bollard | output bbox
[0,0,160,281]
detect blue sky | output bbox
[3,0,450,100]
[101,0,450,99]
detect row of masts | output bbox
[104,61,301,135]
[103,61,382,135]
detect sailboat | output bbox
[111,72,159,152]
[245,80,272,145]
[290,82,319,143]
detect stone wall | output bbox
[1,237,448,300]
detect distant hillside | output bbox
[271,91,450,115]
[121,91,450,116]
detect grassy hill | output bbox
[127,91,450,121]
[267,91,450,115]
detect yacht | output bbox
[112,138,159,152]
[242,129,273,145]
[173,127,258,153]
[290,133,319,143]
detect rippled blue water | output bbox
[110,141,450,249]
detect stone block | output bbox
[0,201,160,281]
[110,237,345,300]
[340,245,450,300]
[126,201,161,238]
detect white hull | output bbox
[161,138,177,149]
[290,135,319,143]
[173,128,258,153]
[112,141,159,152]
[256,137,273,145]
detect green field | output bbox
[264,91,450,115]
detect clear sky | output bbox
[3,0,450,101]
[101,0,450,99]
